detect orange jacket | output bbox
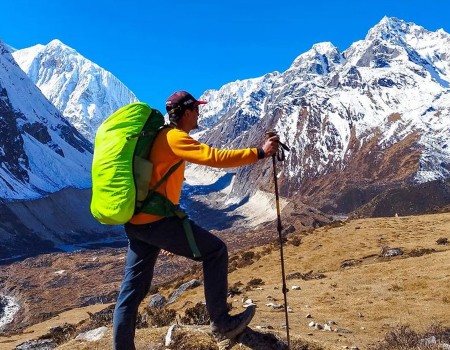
[130,127,259,224]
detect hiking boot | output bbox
[211,305,256,342]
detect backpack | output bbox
[90,102,201,258]
[90,102,179,225]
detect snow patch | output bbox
[229,190,288,227]
[0,295,20,330]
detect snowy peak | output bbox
[366,16,412,42]
[367,16,443,46]
[195,71,279,145]
[0,41,92,200]
[13,40,138,141]
[289,41,343,75]
[47,38,71,50]
[359,17,450,83]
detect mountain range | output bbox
[0,16,449,262]
[192,16,450,215]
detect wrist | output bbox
[257,148,265,159]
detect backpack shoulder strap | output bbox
[135,124,182,213]
[135,160,182,212]
[150,159,183,194]
[146,125,182,195]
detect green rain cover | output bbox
[90,102,164,224]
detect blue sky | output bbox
[2,0,450,112]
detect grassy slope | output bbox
[1,212,449,350]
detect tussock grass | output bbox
[369,323,450,350]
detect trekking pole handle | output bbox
[265,131,290,151]
[265,131,289,161]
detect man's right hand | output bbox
[262,135,279,158]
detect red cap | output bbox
[165,91,207,119]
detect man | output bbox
[113,91,279,349]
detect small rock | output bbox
[165,324,177,346]
[305,313,312,318]
[255,325,274,330]
[148,294,167,309]
[167,279,202,304]
[436,237,448,245]
[75,326,108,342]
[323,324,332,331]
[217,338,231,350]
[265,302,284,310]
[291,285,301,290]
[308,321,316,327]
[15,340,57,350]
[242,297,253,304]
[380,246,403,257]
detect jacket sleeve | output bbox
[167,129,258,168]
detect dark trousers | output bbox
[112,217,229,350]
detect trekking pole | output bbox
[266,131,291,349]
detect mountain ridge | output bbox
[191,16,450,216]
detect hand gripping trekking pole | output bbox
[266,131,291,349]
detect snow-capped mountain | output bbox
[192,17,450,214]
[0,40,93,200]
[1,16,449,261]
[12,39,138,142]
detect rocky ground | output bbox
[0,211,449,349]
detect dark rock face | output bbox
[356,40,401,68]
[0,89,30,184]
[57,123,93,154]
[350,178,450,218]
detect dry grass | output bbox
[1,212,449,350]
[368,323,450,350]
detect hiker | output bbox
[112,91,279,350]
